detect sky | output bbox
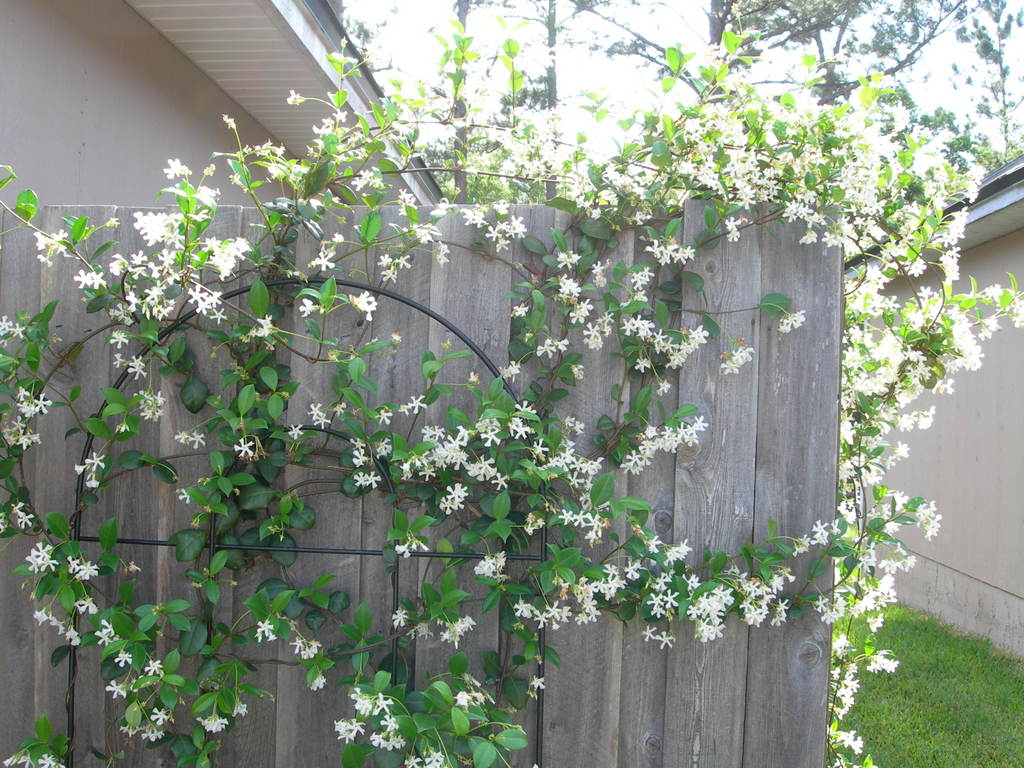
[344,0,1024,152]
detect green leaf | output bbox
[16,189,38,221]
[492,491,511,521]
[180,376,209,414]
[239,483,275,511]
[501,676,529,709]
[46,513,69,540]
[249,279,270,317]
[172,529,207,562]
[759,292,791,319]
[328,590,351,613]
[578,219,612,240]
[448,651,469,676]
[665,46,682,73]
[151,461,177,484]
[35,714,52,742]
[349,356,366,384]
[590,472,615,509]
[119,450,143,469]
[124,704,144,733]
[358,211,382,244]
[342,743,374,768]
[269,534,298,567]
[237,384,257,416]
[50,646,71,668]
[267,393,284,420]
[180,620,208,656]
[681,270,704,293]
[655,300,669,329]
[722,28,741,54]
[354,601,371,635]
[259,366,278,390]
[209,550,229,575]
[494,728,528,750]
[701,313,721,338]
[425,680,453,711]
[303,160,332,197]
[84,417,111,439]
[546,196,578,213]
[473,741,497,768]
[521,235,548,255]
[451,707,470,736]
[99,517,118,551]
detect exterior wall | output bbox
[886,229,1024,655]
[0,0,274,206]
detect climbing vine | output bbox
[0,29,1018,768]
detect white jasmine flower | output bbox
[163,158,191,179]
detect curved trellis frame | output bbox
[66,277,548,767]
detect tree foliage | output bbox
[951,0,1024,168]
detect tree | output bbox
[573,0,975,103]
[952,0,1024,168]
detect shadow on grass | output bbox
[843,604,1024,768]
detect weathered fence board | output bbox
[0,207,59,762]
[0,204,839,768]
[741,223,841,766]
[542,213,630,768]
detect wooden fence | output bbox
[0,204,841,768]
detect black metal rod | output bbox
[64,271,525,763]
[535,524,548,765]
[283,277,519,401]
[390,555,400,667]
[204,509,216,638]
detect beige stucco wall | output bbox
[0,0,274,206]
[886,228,1024,654]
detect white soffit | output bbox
[125,0,437,203]
[961,180,1024,251]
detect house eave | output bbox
[125,0,439,204]
[959,157,1024,251]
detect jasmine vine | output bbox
[0,31,1018,768]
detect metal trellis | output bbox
[65,278,548,767]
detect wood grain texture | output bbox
[740,223,841,768]
[270,216,362,765]
[618,340,677,768]
[661,202,763,768]
[0,206,48,762]
[217,206,283,767]
[34,206,118,765]
[358,205,425,696]
[414,205,514,692]
[541,212,629,768]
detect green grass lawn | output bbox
[843,604,1024,767]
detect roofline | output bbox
[845,153,1024,270]
[948,154,1024,218]
[300,0,444,203]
